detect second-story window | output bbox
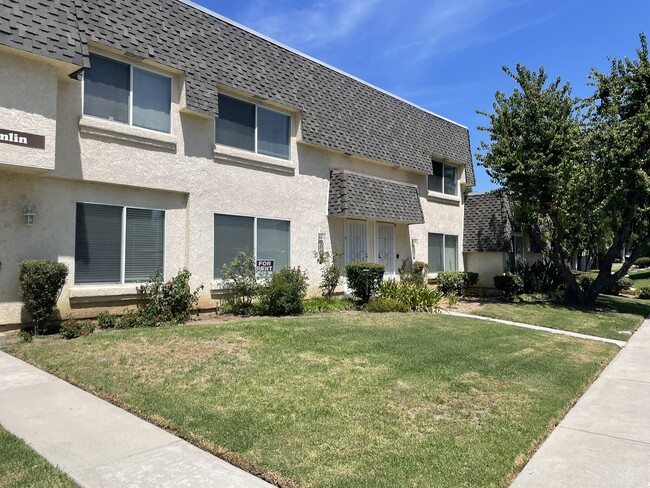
[84,53,172,134]
[428,161,458,196]
[215,94,291,160]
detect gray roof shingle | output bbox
[328,170,425,224]
[463,192,513,252]
[1,0,475,184]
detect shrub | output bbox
[639,287,650,299]
[437,272,479,296]
[345,263,385,303]
[260,268,308,316]
[379,279,443,312]
[314,250,343,299]
[60,318,94,339]
[530,259,564,293]
[635,257,650,269]
[18,330,33,343]
[398,260,429,285]
[97,311,118,329]
[574,272,632,296]
[367,298,410,313]
[18,260,68,334]
[221,252,261,307]
[137,269,203,325]
[303,297,357,313]
[116,309,140,329]
[446,292,460,308]
[493,274,524,298]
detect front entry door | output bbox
[346,220,368,264]
[376,222,395,278]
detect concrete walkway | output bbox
[0,352,273,487]
[447,311,627,347]
[511,317,650,487]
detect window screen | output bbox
[75,203,123,284]
[428,161,443,193]
[428,233,444,272]
[257,218,290,271]
[132,68,171,133]
[216,95,256,152]
[214,214,255,278]
[445,235,458,271]
[125,208,165,283]
[84,54,130,124]
[257,107,290,160]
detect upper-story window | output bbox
[215,94,291,160]
[84,53,172,134]
[428,161,458,196]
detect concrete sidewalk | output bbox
[0,351,273,487]
[511,317,650,487]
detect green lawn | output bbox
[468,295,650,340]
[7,313,616,488]
[0,424,76,488]
[629,269,650,289]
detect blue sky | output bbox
[194,0,648,191]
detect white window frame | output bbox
[82,53,173,134]
[74,201,166,285]
[428,232,459,273]
[215,93,292,161]
[428,161,459,196]
[212,212,292,279]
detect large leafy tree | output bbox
[478,34,650,306]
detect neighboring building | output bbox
[463,192,543,288]
[0,0,474,325]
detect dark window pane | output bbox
[214,214,254,278]
[428,233,444,272]
[428,161,443,193]
[445,235,458,271]
[84,54,129,123]
[257,219,290,271]
[443,164,457,195]
[125,208,165,283]
[257,107,290,159]
[75,203,122,284]
[132,68,171,133]
[215,95,255,152]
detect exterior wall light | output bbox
[23,203,35,225]
[318,230,326,254]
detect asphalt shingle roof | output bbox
[1,0,475,185]
[463,192,513,253]
[328,170,425,224]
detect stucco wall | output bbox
[0,45,469,325]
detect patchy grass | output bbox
[7,314,616,488]
[468,294,650,339]
[0,424,75,488]
[629,269,650,289]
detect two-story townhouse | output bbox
[0,0,475,326]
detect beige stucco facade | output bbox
[0,45,470,326]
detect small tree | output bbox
[18,260,68,334]
[221,252,261,308]
[314,250,343,299]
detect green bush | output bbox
[218,301,264,316]
[398,260,429,285]
[137,269,203,325]
[437,272,479,296]
[97,311,118,329]
[345,263,385,304]
[493,275,524,298]
[18,330,33,343]
[635,257,650,268]
[260,268,308,316]
[221,252,261,307]
[18,260,68,334]
[531,259,564,292]
[639,286,650,299]
[314,250,343,299]
[367,298,410,313]
[303,297,357,313]
[60,318,94,339]
[573,272,632,296]
[379,279,444,312]
[116,309,140,329]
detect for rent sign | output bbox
[256,259,275,272]
[0,129,45,149]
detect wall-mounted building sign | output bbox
[0,129,45,149]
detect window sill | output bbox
[79,116,177,152]
[214,144,296,174]
[68,284,141,305]
[426,191,461,205]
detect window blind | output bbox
[214,214,254,278]
[84,54,130,123]
[257,107,290,160]
[132,68,171,133]
[257,218,290,271]
[428,233,444,272]
[125,208,165,283]
[216,95,255,152]
[75,203,122,284]
[445,235,458,271]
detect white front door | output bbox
[346,219,368,264]
[376,222,395,278]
